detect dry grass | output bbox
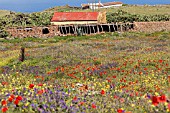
[0,10,10,17]
[102,5,170,15]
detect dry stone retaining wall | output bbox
[6,21,170,38]
[134,21,170,33]
[6,26,60,38]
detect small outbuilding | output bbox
[51,12,106,25]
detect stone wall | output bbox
[134,21,170,33]
[6,26,60,38]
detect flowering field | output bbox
[0,32,170,113]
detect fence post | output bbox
[20,47,25,62]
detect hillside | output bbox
[44,5,170,15]
[0,5,170,31]
[0,10,11,17]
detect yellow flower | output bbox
[151,105,155,107]
[106,85,110,89]
[25,102,29,106]
[164,102,168,106]
[155,92,159,96]
[131,104,135,107]
[148,100,152,103]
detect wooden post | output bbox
[89,25,91,34]
[83,26,85,35]
[93,25,95,33]
[64,26,67,34]
[20,47,25,62]
[87,25,89,34]
[116,23,118,31]
[113,24,115,31]
[101,25,103,32]
[108,24,111,32]
[83,25,85,34]
[85,25,88,34]
[72,26,75,34]
[125,23,127,31]
[60,26,64,34]
[97,25,99,33]
[69,26,71,34]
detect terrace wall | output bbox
[5,21,170,38]
[134,21,170,33]
[6,26,60,38]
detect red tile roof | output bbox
[102,2,123,6]
[51,12,99,22]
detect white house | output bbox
[81,1,123,10]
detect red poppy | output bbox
[16,96,22,101]
[37,90,44,95]
[14,99,19,105]
[47,72,51,74]
[56,67,59,72]
[1,82,8,86]
[144,68,148,71]
[73,96,77,101]
[1,107,8,112]
[129,82,132,85]
[152,96,159,106]
[107,79,111,83]
[114,95,118,99]
[130,93,134,97]
[135,92,139,96]
[79,102,84,106]
[121,70,125,72]
[10,94,15,99]
[99,72,103,76]
[8,97,13,102]
[92,104,96,109]
[61,67,64,72]
[113,75,116,78]
[38,83,43,86]
[1,100,7,106]
[159,60,163,63]
[166,63,169,66]
[117,68,120,71]
[29,84,34,89]
[158,95,166,103]
[117,109,123,113]
[101,90,105,95]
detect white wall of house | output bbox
[88,3,101,9]
[87,3,122,9]
[100,4,123,8]
[51,21,98,25]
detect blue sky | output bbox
[0,0,170,12]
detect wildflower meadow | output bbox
[0,32,170,113]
